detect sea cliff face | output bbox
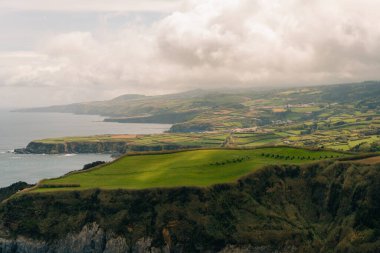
[1,161,379,252]
[0,223,168,253]
[15,141,201,155]
[0,224,289,253]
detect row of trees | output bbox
[210,156,250,166]
[261,153,339,160]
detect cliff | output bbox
[0,223,288,253]
[15,141,202,155]
[0,160,379,252]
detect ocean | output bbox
[0,110,171,187]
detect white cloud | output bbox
[1,0,380,107]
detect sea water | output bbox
[0,110,171,187]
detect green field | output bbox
[34,147,347,192]
[35,132,229,147]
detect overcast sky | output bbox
[1,0,380,108]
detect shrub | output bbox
[82,161,106,171]
[39,184,80,188]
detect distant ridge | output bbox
[13,81,380,132]
[110,94,146,102]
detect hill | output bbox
[16,82,380,133]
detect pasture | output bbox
[34,147,347,192]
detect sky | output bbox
[1,0,380,108]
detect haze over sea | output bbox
[0,109,171,187]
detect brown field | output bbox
[354,156,380,165]
[111,134,138,139]
[272,108,286,113]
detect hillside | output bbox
[14,82,380,156]
[1,159,379,252]
[16,82,380,133]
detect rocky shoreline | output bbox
[14,141,201,155]
[0,223,287,253]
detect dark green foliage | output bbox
[355,172,380,232]
[209,156,250,166]
[169,122,214,133]
[82,161,106,171]
[351,141,380,152]
[0,182,33,202]
[39,184,80,188]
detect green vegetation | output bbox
[35,132,228,147]
[34,147,346,191]
[0,182,32,202]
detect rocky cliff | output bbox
[0,223,292,253]
[15,141,201,155]
[0,223,168,253]
[0,161,379,252]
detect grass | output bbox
[291,106,322,113]
[232,133,282,146]
[36,132,229,147]
[33,147,347,192]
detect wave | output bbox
[63,154,77,157]
[0,150,15,154]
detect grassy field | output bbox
[34,147,347,192]
[36,132,229,147]
[29,116,379,153]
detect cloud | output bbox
[0,0,179,12]
[1,0,380,107]
[155,0,380,84]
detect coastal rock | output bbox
[0,223,178,253]
[15,141,201,155]
[20,141,130,155]
[13,148,31,154]
[0,234,292,253]
[0,224,142,253]
[0,237,48,253]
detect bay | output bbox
[0,110,171,187]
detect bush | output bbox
[39,184,80,188]
[82,161,106,171]
[0,181,33,202]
